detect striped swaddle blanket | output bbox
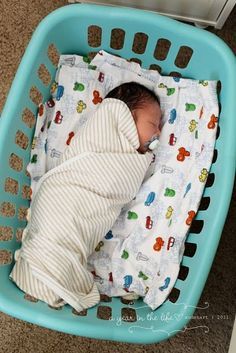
[9,99,153,312]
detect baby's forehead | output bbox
[132,97,161,120]
[145,101,161,115]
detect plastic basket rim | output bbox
[0,2,236,345]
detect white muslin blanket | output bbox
[10,99,153,311]
[10,50,219,311]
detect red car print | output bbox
[207,114,218,129]
[186,210,196,226]
[92,90,103,104]
[66,131,75,145]
[153,237,165,251]
[108,272,113,282]
[169,133,177,146]
[91,270,104,284]
[54,111,63,124]
[47,98,55,108]
[98,72,105,82]
[177,147,190,162]
[146,216,153,229]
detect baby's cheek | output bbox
[136,126,144,142]
[145,130,155,143]
[135,123,152,148]
[139,135,149,148]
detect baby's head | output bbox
[105,82,161,154]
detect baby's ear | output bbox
[131,109,138,123]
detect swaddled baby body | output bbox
[10,82,161,312]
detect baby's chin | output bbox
[137,144,149,154]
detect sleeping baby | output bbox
[10,82,161,312]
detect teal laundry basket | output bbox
[0,4,235,345]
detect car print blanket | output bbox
[11,51,219,310]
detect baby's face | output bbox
[132,101,162,154]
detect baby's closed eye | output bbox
[149,122,157,127]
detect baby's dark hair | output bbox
[105,82,160,112]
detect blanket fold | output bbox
[10,99,152,311]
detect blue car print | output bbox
[105,230,113,240]
[159,277,171,291]
[123,275,132,289]
[56,85,64,101]
[168,109,177,124]
[145,192,155,206]
[173,76,180,82]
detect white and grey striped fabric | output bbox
[10,98,153,312]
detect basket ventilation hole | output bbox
[0,250,12,265]
[22,185,31,200]
[0,226,13,241]
[217,81,222,95]
[30,86,43,106]
[87,51,98,61]
[18,206,28,221]
[121,308,137,323]
[169,71,182,78]
[206,173,215,188]
[9,153,23,172]
[88,25,102,48]
[15,130,29,150]
[24,294,38,303]
[110,28,125,50]
[38,64,51,86]
[189,220,204,234]
[199,196,210,211]
[16,228,24,242]
[100,294,112,302]
[22,108,36,129]
[168,287,180,303]
[178,265,189,281]
[0,202,15,217]
[129,58,142,66]
[154,38,171,61]
[5,178,19,195]
[47,43,60,67]
[216,125,220,140]
[175,46,193,69]
[149,64,162,73]
[184,242,197,257]
[72,308,88,316]
[121,297,136,305]
[212,149,218,164]
[132,32,148,54]
[97,305,112,320]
